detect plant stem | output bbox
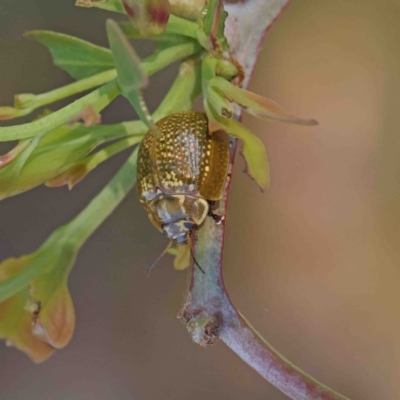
[223,313,350,400]
[153,56,202,120]
[17,69,118,111]
[142,40,202,75]
[179,1,351,399]
[165,15,198,39]
[63,147,138,244]
[216,59,239,80]
[0,81,120,142]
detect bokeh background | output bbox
[1,0,399,399]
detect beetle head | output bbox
[149,194,209,242]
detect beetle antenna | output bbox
[146,240,173,277]
[188,233,205,274]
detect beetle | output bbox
[137,111,230,250]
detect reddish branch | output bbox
[178,1,350,399]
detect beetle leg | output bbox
[207,201,224,224]
[187,231,205,274]
[207,210,224,225]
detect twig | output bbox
[178,1,351,399]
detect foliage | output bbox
[0,0,318,390]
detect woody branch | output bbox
[178,1,350,399]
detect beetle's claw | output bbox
[208,211,224,225]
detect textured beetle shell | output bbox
[137,111,230,230]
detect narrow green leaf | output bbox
[0,122,141,199]
[205,102,270,190]
[0,140,32,167]
[199,0,228,52]
[106,20,148,90]
[0,286,54,363]
[210,77,318,126]
[206,87,232,118]
[0,138,40,198]
[106,19,160,135]
[46,134,143,189]
[27,30,115,80]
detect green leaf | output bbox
[199,0,228,52]
[0,121,144,199]
[0,80,120,142]
[106,19,161,136]
[106,20,148,91]
[205,102,270,190]
[210,77,319,126]
[0,138,40,198]
[46,134,143,189]
[27,30,115,80]
[0,140,33,167]
[0,286,54,363]
[206,87,232,118]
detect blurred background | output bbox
[1,0,399,399]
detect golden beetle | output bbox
[137,111,230,244]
